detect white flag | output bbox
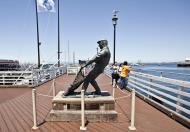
[37,0,55,12]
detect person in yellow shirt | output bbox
[119,61,130,89]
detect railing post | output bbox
[80,90,87,130]
[112,79,116,87]
[32,71,35,87]
[32,89,38,130]
[67,67,69,75]
[2,74,5,85]
[128,89,136,131]
[75,67,78,75]
[36,71,39,86]
[31,72,34,87]
[52,79,56,97]
[134,74,137,84]
[112,86,115,99]
[176,86,183,113]
[160,72,163,78]
[54,68,56,76]
[148,79,152,98]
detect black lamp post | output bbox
[112,10,119,64]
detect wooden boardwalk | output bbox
[0,74,189,132]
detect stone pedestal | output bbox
[46,91,117,122]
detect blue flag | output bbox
[37,0,55,12]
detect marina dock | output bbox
[0,74,189,132]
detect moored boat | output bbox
[177,58,190,67]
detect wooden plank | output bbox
[100,123,118,132]
[0,74,189,132]
[0,106,16,132]
[6,100,31,131]
[8,99,39,131]
[14,88,54,129]
[37,123,51,132]
[84,123,100,132]
[36,96,52,110]
[43,122,62,132]
[57,122,80,132]
[0,106,9,132]
[16,95,48,124]
[2,103,25,132]
[35,83,57,116]
[8,98,33,125]
[12,94,51,131]
[91,123,108,132]
[110,122,129,131]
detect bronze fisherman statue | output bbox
[64,39,111,96]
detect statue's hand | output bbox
[80,66,85,71]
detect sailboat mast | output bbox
[57,0,60,67]
[35,0,41,68]
[68,40,70,65]
[73,51,75,65]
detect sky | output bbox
[0,0,190,64]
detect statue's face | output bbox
[97,40,107,49]
[98,43,104,49]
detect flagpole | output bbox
[57,0,60,67]
[35,0,41,68]
[68,40,70,65]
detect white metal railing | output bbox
[128,71,190,121]
[0,71,33,86]
[104,67,190,124]
[0,66,66,87]
[129,71,190,115]
[32,66,66,86]
[67,66,80,75]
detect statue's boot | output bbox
[63,87,75,96]
[94,90,101,95]
[63,79,84,96]
[91,80,101,95]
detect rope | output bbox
[117,87,128,94]
[115,94,131,100]
[36,79,55,98]
[46,82,54,95]
[36,92,54,98]
[54,80,70,87]
[115,98,131,121]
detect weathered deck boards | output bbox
[0,74,189,132]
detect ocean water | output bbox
[133,63,189,80]
[131,63,190,119]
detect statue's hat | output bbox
[97,39,108,45]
